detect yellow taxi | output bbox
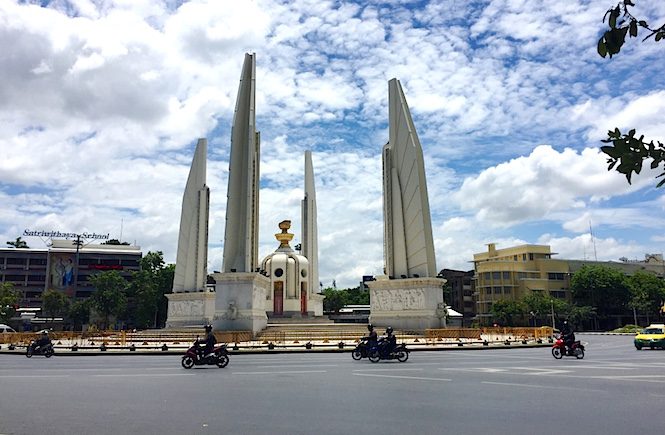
[634,324,665,350]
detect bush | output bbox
[611,324,643,333]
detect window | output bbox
[274,268,284,278]
[550,290,566,299]
[502,271,510,280]
[29,258,47,266]
[492,271,501,280]
[6,258,26,265]
[483,272,491,280]
[522,254,526,261]
[529,253,534,260]
[548,272,565,281]
[492,286,501,294]
[514,255,518,261]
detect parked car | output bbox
[0,324,17,333]
[634,324,665,350]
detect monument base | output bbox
[165,291,216,328]
[212,272,269,335]
[368,276,447,330]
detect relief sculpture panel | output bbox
[373,288,425,311]
[168,300,204,318]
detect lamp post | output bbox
[550,299,556,330]
[72,235,83,294]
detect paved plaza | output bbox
[1,335,662,435]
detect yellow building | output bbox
[473,243,570,323]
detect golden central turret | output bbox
[275,220,294,249]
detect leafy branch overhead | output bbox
[597,1,664,187]
[601,128,665,186]
[597,0,665,58]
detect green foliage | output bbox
[601,128,665,187]
[6,237,29,249]
[322,287,370,313]
[597,1,665,59]
[490,299,525,326]
[611,324,643,333]
[101,239,130,245]
[0,282,19,323]
[627,270,665,322]
[42,289,69,319]
[129,252,173,328]
[598,2,665,188]
[570,264,631,317]
[67,299,90,330]
[89,270,128,329]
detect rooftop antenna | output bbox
[589,220,598,261]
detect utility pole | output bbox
[551,299,556,330]
[72,235,83,294]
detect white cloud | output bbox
[1,0,663,289]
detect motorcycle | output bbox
[352,337,375,360]
[368,342,409,363]
[181,340,229,369]
[551,336,584,359]
[26,341,54,358]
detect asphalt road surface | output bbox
[1,335,662,435]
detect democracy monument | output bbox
[166,53,446,332]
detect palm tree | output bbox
[6,237,29,249]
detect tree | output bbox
[127,252,173,329]
[322,288,347,313]
[627,270,665,324]
[88,271,128,329]
[0,282,19,323]
[570,265,631,327]
[101,239,130,245]
[67,299,90,331]
[42,289,68,320]
[598,1,665,187]
[490,299,525,326]
[6,237,29,249]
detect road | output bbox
[0,335,662,435]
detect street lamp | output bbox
[72,235,83,293]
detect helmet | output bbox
[386,326,393,335]
[204,324,213,333]
[367,323,374,331]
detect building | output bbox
[473,243,665,324]
[437,268,475,325]
[1,239,142,308]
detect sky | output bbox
[1,0,664,289]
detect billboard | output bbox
[49,253,76,296]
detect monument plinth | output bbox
[212,272,269,334]
[166,291,216,328]
[368,276,445,330]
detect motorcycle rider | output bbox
[203,324,217,359]
[366,323,378,344]
[561,320,575,353]
[379,326,396,355]
[34,330,52,352]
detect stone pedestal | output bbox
[165,291,216,328]
[368,276,446,330]
[212,272,269,335]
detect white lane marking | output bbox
[0,375,70,379]
[352,368,423,372]
[482,381,605,392]
[438,368,508,373]
[353,373,451,382]
[92,373,195,377]
[232,370,328,375]
[254,364,339,369]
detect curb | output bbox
[0,342,552,356]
